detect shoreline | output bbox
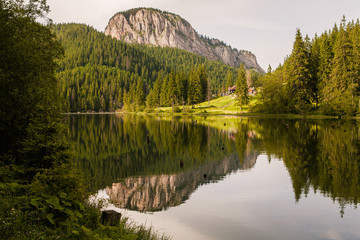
[61,111,355,120]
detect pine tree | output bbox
[317,32,333,104]
[235,65,249,109]
[160,75,169,106]
[179,70,188,105]
[187,69,195,105]
[309,34,321,107]
[226,70,233,91]
[198,65,208,101]
[193,71,203,104]
[167,69,177,107]
[351,19,360,110]
[322,17,356,115]
[188,68,202,105]
[285,29,312,113]
[135,77,146,108]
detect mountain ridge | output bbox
[105,8,264,72]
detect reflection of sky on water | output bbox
[96,155,360,240]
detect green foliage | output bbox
[0,0,63,167]
[256,66,287,113]
[0,2,169,239]
[52,23,242,112]
[284,29,312,113]
[226,70,234,90]
[322,19,357,115]
[235,65,249,108]
[258,18,360,115]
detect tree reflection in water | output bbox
[67,114,360,215]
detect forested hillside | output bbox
[258,17,360,115]
[54,24,260,112]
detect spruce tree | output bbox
[187,69,195,105]
[152,71,163,107]
[351,20,360,110]
[160,75,169,106]
[322,18,356,115]
[198,65,208,101]
[179,70,189,105]
[318,32,333,105]
[167,69,177,107]
[309,34,321,107]
[235,65,249,109]
[226,70,233,91]
[285,29,312,113]
[135,77,146,108]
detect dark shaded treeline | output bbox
[1,0,90,239]
[68,115,360,215]
[0,1,168,239]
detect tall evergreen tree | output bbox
[351,20,360,110]
[135,77,146,108]
[285,29,312,113]
[198,65,208,101]
[160,75,169,106]
[235,65,249,109]
[152,71,164,107]
[167,69,177,107]
[188,68,202,105]
[226,70,234,91]
[309,34,321,107]
[178,70,188,105]
[322,18,356,115]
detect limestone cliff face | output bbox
[105,8,264,72]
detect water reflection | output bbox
[67,115,360,215]
[106,152,258,212]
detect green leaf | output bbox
[30,198,42,208]
[70,214,78,222]
[65,208,74,216]
[74,210,83,218]
[74,200,85,211]
[59,192,67,199]
[45,196,63,210]
[61,200,72,207]
[47,213,55,224]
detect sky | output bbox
[47,0,360,70]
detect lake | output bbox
[66,114,360,240]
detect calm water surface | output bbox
[67,114,360,240]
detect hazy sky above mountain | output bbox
[47,0,360,69]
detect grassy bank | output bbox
[117,94,341,119]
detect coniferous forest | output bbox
[258,17,360,115]
[54,17,360,116]
[54,24,259,112]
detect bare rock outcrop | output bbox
[105,8,264,72]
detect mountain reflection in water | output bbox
[67,114,360,216]
[106,151,257,212]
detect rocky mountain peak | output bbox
[105,8,264,72]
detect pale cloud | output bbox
[47,0,360,69]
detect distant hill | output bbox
[105,8,264,73]
[53,23,254,112]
